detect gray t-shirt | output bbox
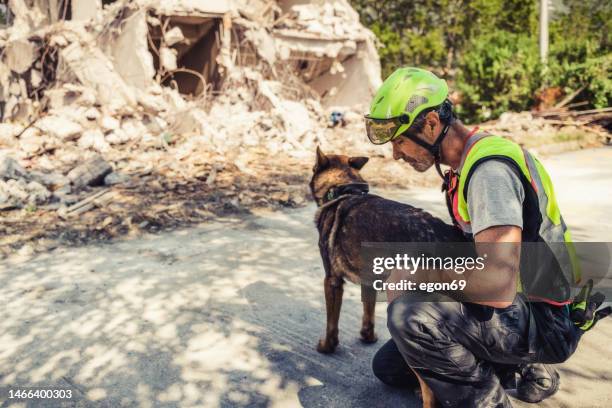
[466,159,525,235]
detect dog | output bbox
[310,147,466,407]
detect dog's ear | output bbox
[315,146,329,170]
[349,156,369,170]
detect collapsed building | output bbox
[0,0,383,210]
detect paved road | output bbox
[1,147,611,407]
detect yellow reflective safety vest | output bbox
[446,134,581,305]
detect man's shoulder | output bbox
[466,158,525,205]
[465,159,526,235]
[468,158,523,185]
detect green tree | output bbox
[351,0,610,122]
[351,0,537,77]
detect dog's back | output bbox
[316,193,466,283]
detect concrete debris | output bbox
[244,28,277,66]
[3,39,39,74]
[60,42,137,108]
[105,9,156,90]
[36,116,83,141]
[101,116,120,132]
[103,172,131,186]
[78,129,110,152]
[105,129,130,145]
[164,26,185,47]
[71,0,103,22]
[0,179,51,209]
[0,0,387,211]
[0,156,28,181]
[66,155,113,190]
[0,155,67,209]
[160,46,178,71]
[480,111,607,151]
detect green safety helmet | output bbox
[365,67,449,145]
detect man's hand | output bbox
[570,279,612,331]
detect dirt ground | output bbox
[0,142,442,258]
[1,147,611,407]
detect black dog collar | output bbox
[322,182,369,204]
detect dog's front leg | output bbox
[317,276,344,353]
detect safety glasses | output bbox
[364,114,410,144]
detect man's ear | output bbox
[425,111,440,129]
[425,111,440,140]
[315,146,329,170]
[349,156,369,170]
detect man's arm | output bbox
[468,160,524,308]
[386,160,524,307]
[472,225,521,308]
[384,226,520,307]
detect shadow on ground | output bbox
[0,208,418,408]
[2,147,611,407]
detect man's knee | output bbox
[372,339,419,389]
[387,297,436,340]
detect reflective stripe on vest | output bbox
[452,135,581,304]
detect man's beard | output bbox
[404,156,433,172]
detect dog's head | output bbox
[309,146,369,206]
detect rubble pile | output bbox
[0,0,382,217]
[480,111,606,153]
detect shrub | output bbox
[455,32,542,122]
[547,40,612,109]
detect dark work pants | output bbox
[374,293,582,407]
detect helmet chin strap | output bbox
[402,123,451,180]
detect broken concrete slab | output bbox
[71,0,102,22]
[78,129,110,152]
[3,38,39,74]
[104,172,131,186]
[309,40,381,108]
[106,9,156,90]
[29,171,69,189]
[25,180,51,204]
[234,0,279,25]
[105,128,131,145]
[1,155,68,195]
[164,26,185,46]
[101,116,120,132]
[0,156,28,180]
[60,42,137,108]
[19,133,49,156]
[35,115,83,141]
[0,177,51,210]
[66,155,113,190]
[160,46,178,71]
[244,27,277,66]
[147,0,233,17]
